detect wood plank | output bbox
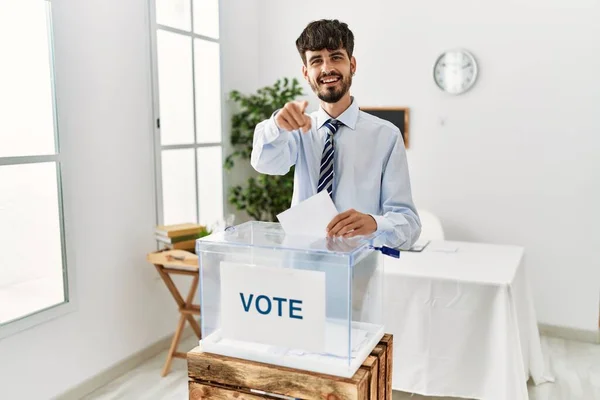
[186,316,202,339]
[184,272,199,308]
[163,268,198,276]
[379,334,394,400]
[356,369,369,400]
[370,346,386,400]
[180,308,201,315]
[147,249,198,270]
[162,314,186,377]
[154,265,186,307]
[188,348,370,400]
[359,355,379,400]
[189,381,274,400]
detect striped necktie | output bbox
[317,118,343,197]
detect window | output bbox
[0,0,69,333]
[150,0,224,228]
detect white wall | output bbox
[220,0,261,224]
[0,0,180,398]
[256,0,600,332]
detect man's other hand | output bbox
[326,209,377,238]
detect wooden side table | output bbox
[187,334,394,400]
[147,249,201,376]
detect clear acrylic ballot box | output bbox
[196,221,386,378]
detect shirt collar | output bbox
[316,96,359,131]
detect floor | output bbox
[82,335,600,400]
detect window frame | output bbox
[148,0,225,228]
[0,0,75,340]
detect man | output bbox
[251,19,421,249]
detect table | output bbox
[383,240,554,400]
[147,249,201,376]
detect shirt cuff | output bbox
[370,214,394,233]
[262,109,284,144]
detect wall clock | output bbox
[433,49,478,95]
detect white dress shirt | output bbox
[251,97,421,249]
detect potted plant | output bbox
[225,78,304,222]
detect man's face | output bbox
[302,48,356,103]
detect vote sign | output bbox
[220,262,326,353]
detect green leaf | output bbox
[224,78,303,221]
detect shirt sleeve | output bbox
[250,110,300,176]
[369,131,422,249]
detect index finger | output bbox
[327,209,354,232]
[284,103,307,128]
[295,100,308,113]
[291,100,310,124]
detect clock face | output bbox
[433,50,478,94]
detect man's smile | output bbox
[320,75,341,86]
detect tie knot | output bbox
[324,118,343,135]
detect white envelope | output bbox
[276,191,339,237]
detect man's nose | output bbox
[321,60,334,74]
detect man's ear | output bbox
[302,64,308,80]
[350,56,357,75]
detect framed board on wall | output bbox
[359,107,410,148]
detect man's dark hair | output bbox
[295,19,354,65]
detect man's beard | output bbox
[309,72,352,103]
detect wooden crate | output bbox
[187,334,393,400]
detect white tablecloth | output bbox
[383,240,554,400]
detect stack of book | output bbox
[155,223,209,251]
